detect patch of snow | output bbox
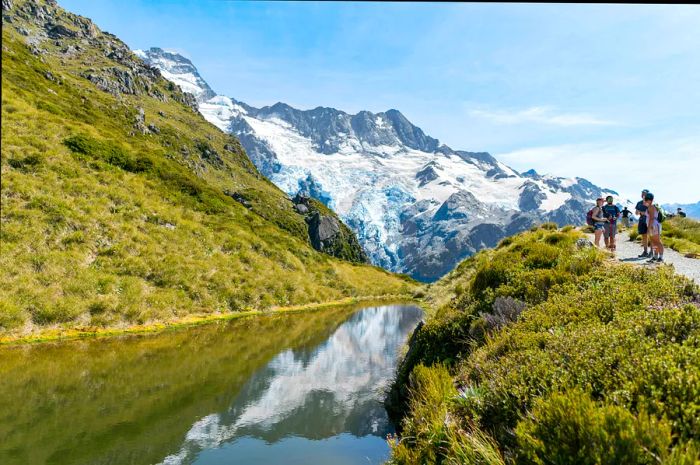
[539,190,571,212]
[199,96,247,132]
[559,177,578,188]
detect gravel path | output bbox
[587,231,700,284]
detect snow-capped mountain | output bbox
[138,47,619,281]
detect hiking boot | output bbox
[656,257,664,263]
[647,257,658,264]
[638,251,650,258]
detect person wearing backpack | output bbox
[635,189,651,258]
[590,197,608,248]
[644,192,664,263]
[602,195,621,251]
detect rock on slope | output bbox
[138,50,619,281]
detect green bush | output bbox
[7,153,42,172]
[543,232,568,245]
[472,257,513,298]
[522,242,560,269]
[496,236,513,248]
[0,300,25,330]
[64,134,153,173]
[515,390,672,465]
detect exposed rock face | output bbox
[224,190,253,209]
[433,191,477,222]
[133,106,147,134]
[196,142,223,168]
[292,194,368,264]
[415,163,439,187]
[519,182,546,212]
[3,0,199,113]
[308,212,341,250]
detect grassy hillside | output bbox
[388,224,700,464]
[0,0,414,340]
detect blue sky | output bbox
[60,1,700,203]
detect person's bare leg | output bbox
[595,230,603,248]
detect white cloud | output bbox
[469,106,619,127]
[496,136,700,204]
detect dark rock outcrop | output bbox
[415,163,439,187]
[292,194,368,264]
[308,212,341,250]
[519,182,546,212]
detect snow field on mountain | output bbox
[200,96,248,131]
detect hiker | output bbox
[602,195,621,251]
[635,189,650,258]
[621,206,632,228]
[591,197,607,248]
[645,192,664,263]
[677,207,687,218]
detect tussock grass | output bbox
[662,217,700,257]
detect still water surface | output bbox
[0,304,422,465]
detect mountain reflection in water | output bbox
[161,304,422,465]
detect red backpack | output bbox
[586,208,595,226]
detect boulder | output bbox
[308,212,341,250]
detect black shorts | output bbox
[637,216,648,234]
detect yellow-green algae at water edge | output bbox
[0,295,418,345]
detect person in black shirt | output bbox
[621,206,632,228]
[635,189,650,257]
[677,208,687,218]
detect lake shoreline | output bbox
[0,294,421,346]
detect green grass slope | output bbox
[0,0,414,339]
[389,224,700,464]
